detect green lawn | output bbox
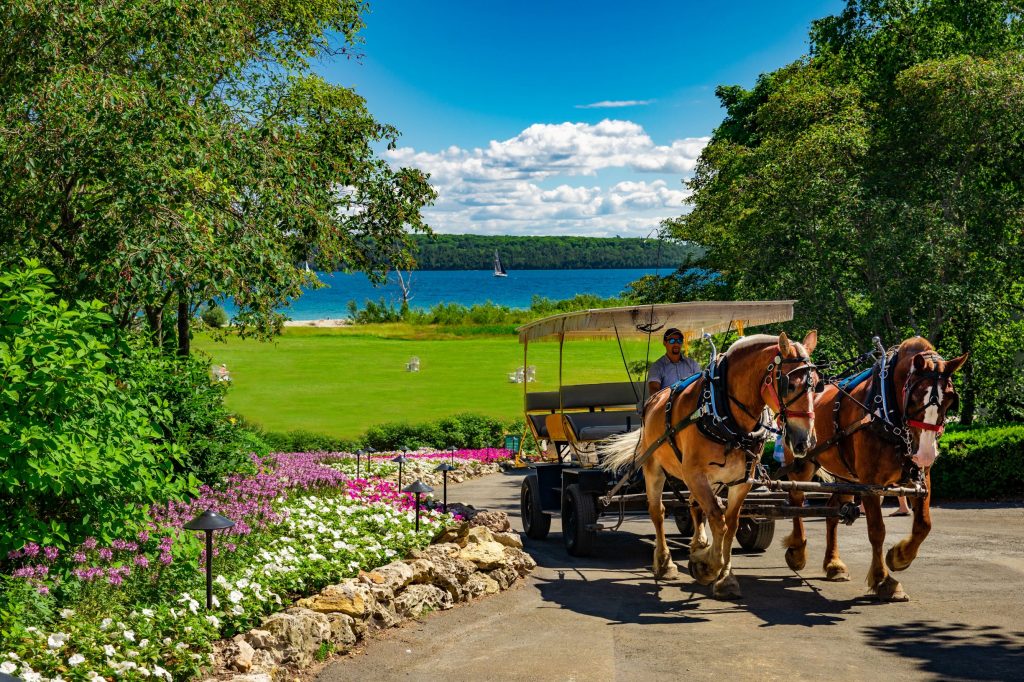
[194,327,653,438]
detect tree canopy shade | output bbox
[666,0,1024,423]
[0,0,436,354]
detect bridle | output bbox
[760,347,823,426]
[901,352,956,436]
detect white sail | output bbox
[493,249,507,277]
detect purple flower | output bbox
[22,542,40,558]
[134,555,149,568]
[37,585,49,595]
[97,548,113,561]
[73,552,87,563]
[42,546,59,561]
[137,530,150,542]
[108,573,123,586]
[159,552,173,566]
[83,537,97,550]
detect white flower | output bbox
[175,643,188,651]
[153,666,171,680]
[141,609,154,618]
[21,672,42,682]
[235,578,250,589]
[205,615,220,628]
[139,665,151,676]
[210,595,220,608]
[100,618,112,630]
[60,609,75,619]
[123,630,135,642]
[6,654,18,660]
[68,654,86,666]
[228,590,243,604]
[47,632,69,649]
[103,645,115,657]
[26,626,38,633]
[187,599,199,614]
[126,650,138,658]
[231,605,244,616]
[87,672,104,681]
[162,638,171,646]
[214,575,228,586]
[138,639,149,649]
[0,662,17,675]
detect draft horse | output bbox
[602,332,819,599]
[781,336,967,601]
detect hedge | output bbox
[931,424,1024,500]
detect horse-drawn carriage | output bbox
[516,300,961,601]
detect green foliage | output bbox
[667,0,1024,422]
[0,263,191,555]
[260,430,360,454]
[201,303,229,329]
[409,234,699,270]
[362,413,517,451]
[931,424,1024,500]
[0,575,54,638]
[0,0,435,351]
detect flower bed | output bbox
[1,449,512,681]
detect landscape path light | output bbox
[355,449,364,479]
[183,510,234,610]
[449,446,457,467]
[366,448,375,477]
[392,453,410,491]
[433,462,455,513]
[402,480,434,531]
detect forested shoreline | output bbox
[410,234,698,270]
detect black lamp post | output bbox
[366,448,375,477]
[402,480,434,531]
[183,509,234,609]
[433,462,455,513]
[355,449,364,479]
[448,446,456,467]
[392,453,409,491]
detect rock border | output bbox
[204,509,534,681]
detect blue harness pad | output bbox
[838,367,872,392]
[668,372,702,392]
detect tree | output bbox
[666,0,1024,423]
[0,0,436,355]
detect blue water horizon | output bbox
[232,268,659,321]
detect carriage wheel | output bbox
[736,517,775,551]
[562,484,597,557]
[673,507,694,538]
[521,475,551,540]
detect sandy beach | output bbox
[283,318,352,328]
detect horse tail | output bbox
[599,429,643,472]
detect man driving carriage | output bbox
[646,327,702,394]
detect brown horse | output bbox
[781,336,967,601]
[602,332,819,599]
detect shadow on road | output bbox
[534,574,710,625]
[862,621,1024,680]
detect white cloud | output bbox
[575,99,656,109]
[386,119,707,237]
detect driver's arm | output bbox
[647,380,661,395]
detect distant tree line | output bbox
[408,234,698,270]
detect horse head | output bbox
[897,339,968,468]
[773,331,822,455]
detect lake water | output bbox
[252,268,658,320]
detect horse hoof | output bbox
[874,576,910,602]
[824,562,850,582]
[785,547,807,572]
[713,579,742,600]
[886,546,912,572]
[688,559,717,586]
[656,562,680,580]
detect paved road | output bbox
[318,471,1024,681]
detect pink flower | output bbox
[134,555,149,568]
[42,546,59,561]
[83,537,97,550]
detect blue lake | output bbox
[245,268,658,320]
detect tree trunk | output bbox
[177,290,190,357]
[145,305,163,348]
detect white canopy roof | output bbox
[516,300,796,343]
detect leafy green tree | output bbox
[0,263,191,555]
[666,0,1024,423]
[0,0,435,355]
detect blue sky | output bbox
[320,1,844,237]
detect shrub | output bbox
[201,303,229,328]
[260,429,359,453]
[932,424,1024,500]
[362,413,517,451]
[0,263,190,555]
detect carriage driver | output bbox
[647,327,702,395]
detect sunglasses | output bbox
[665,337,683,345]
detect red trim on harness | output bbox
[908,419,944,434]
[761,374,815,419]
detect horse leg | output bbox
[823,493,852,581]
[686,477,726,586]
[782,459,815,572]
[690,504,708,551]
[863,494,908,601]
[645,463,678,580]
[712,483,750,600]
[887,470,933,572]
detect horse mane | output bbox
[725,334,777,355]
[898,336,935,355]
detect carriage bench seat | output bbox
[524,381,649,445]
[563,411,642,442]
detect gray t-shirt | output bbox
[648,354,701,389]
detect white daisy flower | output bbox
[68,654,85,666]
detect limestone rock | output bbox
[295,580,374,619]
[326,613,357,651]
[470,510,512,533]
[458,541,506,570]
[243,629,276,651]
[464,526,495,545]
[416,543,476,602]
[404,557,435,584]
[503,546,538,577]
[488,565,519,591]
[225,636,255,672]
[368,602,401,630]
[221,675,271,682]
[492,531,524,549]
[434,521,470,546]
[394,583,452,618]
[361,561,414,592]
[260,608,332,668]
[464,572,500,599]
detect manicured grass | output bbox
[194,327,654,438]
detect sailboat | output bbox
[493,250,508,277]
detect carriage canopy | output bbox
[516,300,796,344]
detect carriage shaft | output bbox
[759,479,927,498]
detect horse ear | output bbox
[913,353,928,371]
[944,352,969,375]
[802,330,818,355]
[778,332,791,355]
